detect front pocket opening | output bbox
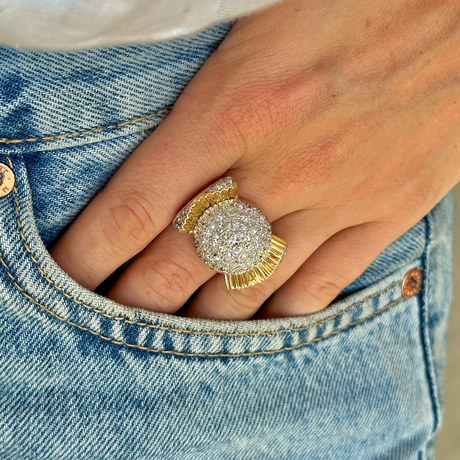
[0,151,427,357]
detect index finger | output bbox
[49,106,239,291]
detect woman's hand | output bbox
[49,0,460,320]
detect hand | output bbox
[49,0,460,320]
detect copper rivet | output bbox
[0,163,15,198]
[402,268,422,298]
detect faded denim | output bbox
[0,21,455,460]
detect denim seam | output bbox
[4,152,420,339]
[419,210,440,434]
[0,251,408,357]
[0,108,171,145]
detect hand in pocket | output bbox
[49,0,460,320]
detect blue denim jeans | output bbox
[0,21,455,460]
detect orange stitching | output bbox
[0,108,171,145]
[3,151,417,339]
[0,249,407,357]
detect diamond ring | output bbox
[172,177,288,290]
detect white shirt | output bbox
[0,0,284,51]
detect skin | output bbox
[49,0,460,320]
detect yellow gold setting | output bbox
[175,182,238,234]
[224,235,288,289]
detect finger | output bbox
[105,224,215,313]
[49,108,241,291]
[183,210,338,320]
[103,169,305,314]
[256,221,400,318]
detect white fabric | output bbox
[0,0,284,51]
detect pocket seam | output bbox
[0,108,171,146]
[2,152,423,357]
[5,151,413,338]
[0,253,409,358]
[5,153,423,337]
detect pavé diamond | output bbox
[206,177,234,193]
[173,207,190,229]
[194,200,272,274]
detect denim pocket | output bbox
[0,150,431,354]
[0,145,454,459]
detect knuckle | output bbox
[215,89,280,144]
[207,82,295,159]
[278,132,345,191]
[140,255,200,309]
[100,190,161,252]
[299,269,347,308]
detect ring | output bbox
[173,177,288,290]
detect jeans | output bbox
[0,21,454,460]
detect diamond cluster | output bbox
[194,200,272,274]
